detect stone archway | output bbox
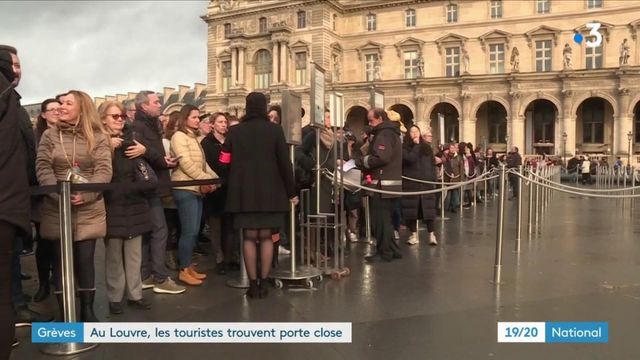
[345,106,368,138]
[523,99,558,155]
[429,102,460,146]
[388,103,414,130]
[575,97,615,154]
[475,101,508,152]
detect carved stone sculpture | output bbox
[510,47,520,72]
[563,43,573,70]
[620,38,631,66]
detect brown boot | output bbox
[179,269,203,286]
[187,265,207,280]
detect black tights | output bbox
[53,239,96,292]
[0,221,15,360]
[35,223,56,288]
[242,229,273,281]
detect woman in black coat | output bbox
[100,101,159,315]
[401,125,438,246]
[220,92,297,299]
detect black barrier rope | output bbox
[30,178,224,196]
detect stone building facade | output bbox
[203,0,640,159]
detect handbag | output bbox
[133,158,158,183]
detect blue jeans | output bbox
[173,190,203,270]
[445,189,460,211]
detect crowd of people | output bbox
[0,43,526,358]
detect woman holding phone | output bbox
[170,104,218,286]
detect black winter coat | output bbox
[104,125,159,239]
[201,133,228,216]
[354,120,402,199]
[0,77,30,235]
[401,143,437,221]
[131,110,170,197]
[222,114,296,214]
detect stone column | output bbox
[616,88,632,158]
[231,47,238,87]
[272,42,279,83]
[561,90,576,156]
[460,93,473,142]
[238,47,245,86]
[509,92,524,153]
[279,41,288,84]
[415,96,428,132]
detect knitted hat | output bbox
[245,92,268,119]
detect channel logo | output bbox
[574,22,602,48]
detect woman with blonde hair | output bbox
[36,90,113,321]
[99,101,162,315]
[170,104,218,286]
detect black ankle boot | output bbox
[258,279,269,299]
[246,280,259,299]
[79,291,99,322]
[34,283,50,302]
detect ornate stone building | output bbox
[203,0,640,159]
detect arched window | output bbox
[254,50,272,89]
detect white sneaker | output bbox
[348,232,359,243]
[278,247,291,255]
[394,230,400,240]
[406,234,418,245]
[429,232,438,246]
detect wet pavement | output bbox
[11,186,640,360]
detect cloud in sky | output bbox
[0,1,209,104]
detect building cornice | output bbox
[202,0,343,23]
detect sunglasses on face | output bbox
[108,114,125,120]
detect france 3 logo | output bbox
[573,23,603,48]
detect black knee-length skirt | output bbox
[233,212,285,230]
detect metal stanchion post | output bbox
[631,166,635,212]
[484,169,488,208]
[473,179,477,207]
[527,167,534,238]
[516,165,523,253]
[415,220,420,243]
[227,231,249,288]
[41,180,98,356]
[535,166,540,233]
[290,145,297,274]
[364,196,372,244]
[493,165,507,284]
[459,181,464,214]
[440,172,449,220]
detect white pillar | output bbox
[562,92,576,156]
[511,116,525,153]
[231,47,237,87]
[280,41,288,84]
[238,47,245,86]
[272,42,279,83]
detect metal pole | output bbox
[41,180,98,355]
[315,128,321,215]
[289,145,297,274]
[440,171,447,219]
[493,165,507,284]
[527,167,534,237]
[631,166,635,212]
[484,168,488,208]
[364,196,372,244]
[516,165,523,253]
[535,166,540,233]
[226,231,249,288]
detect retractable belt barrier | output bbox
[30,178,224,196]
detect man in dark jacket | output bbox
[131,90,185,295]
[506,146,523,199]
[0,46,52,334]
[354,108,402,262]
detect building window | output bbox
[259,17,267,33]
[535,40,552,72]
[489,44,505,74]
[536,0,550,14]
[445,47,460,77]
[490,0,502,19]
[446,4,458,23]
[582,98,604,143]
[333,14,337,31]
[487,104,507,143]
[405,9,416,27]
[366,13,376,31]
[585,43,603,69]
[365,54,378,81]
[587,0,602,9]
[297,11,306,29]
[254,50,272,89]
[295,52,307,86]
[221,61,231,91]
[224,23,231,39]
[404,51,418,79]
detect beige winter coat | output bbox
[170,129,217,194]
[36,123,113,241]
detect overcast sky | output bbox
[0,1,208,105]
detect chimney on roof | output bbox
[94,97,105,108]
[178,85,190,102]
[127,92,137,100]
[194,83,206,99]
[116,94,127,103]
[105,95,116,102]
[163,87,175,103]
